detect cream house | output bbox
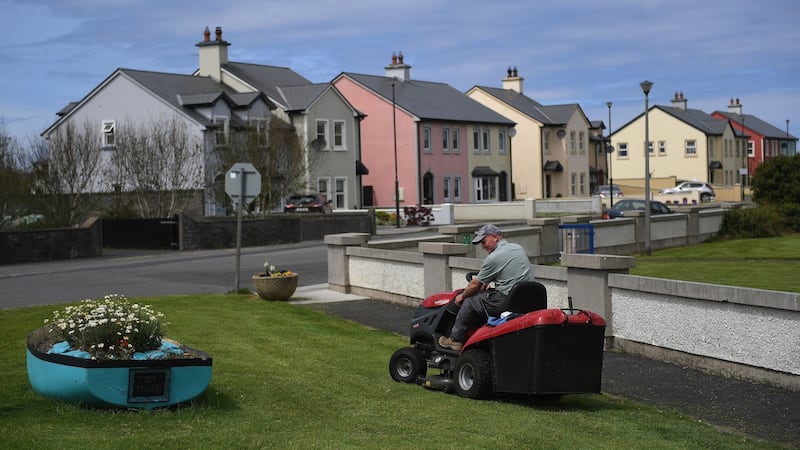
[609,92,744,193]
[467,68,597,199]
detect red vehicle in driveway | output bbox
[284,193,332,213]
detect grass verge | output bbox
[0,294,787,449]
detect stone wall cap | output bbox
[324,233,371,246]
[561,253,636,270]
[419,242,470,255]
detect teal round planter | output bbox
[26,327,212,410]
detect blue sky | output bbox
[1,0,798,143]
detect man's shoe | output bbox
[438,336,463,351]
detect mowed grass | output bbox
[631,235,800,293]
[0,294,786,449]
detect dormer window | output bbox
[102,120,116,147]
[214,117,229,146]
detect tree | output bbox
[109,116,203,218]
[215,117,308,214]
[751,154,800,231]
[36,121,103,226]
[0,119,31,219]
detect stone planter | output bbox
[26,326,212,410]
[252,273,298,301]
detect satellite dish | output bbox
[556,129,566,140]
[508,127,517,138]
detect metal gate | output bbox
[558,223,595,255]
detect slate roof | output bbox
[714,111,796,140]
[471,85,584,126]
[278,83,329,112]
[342,73,514,125]
[222,62,312,107]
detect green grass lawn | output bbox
[0,294,787,449]
[630,235,800,293]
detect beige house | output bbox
[467,68,599,199]
[609,92,745,193]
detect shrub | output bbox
[718,206,785,239]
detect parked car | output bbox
[603,199,672,219]
[594,184,624,199]
[660,181,715,202]
[284,193,332,213]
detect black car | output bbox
[284,193,332,213]
[604,199,672,219]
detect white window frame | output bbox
[442,128,450,153]
[316,119,330,150]
[214,116,229,147]
[474,176,497,202]
[317,177,331,200]
[579,131,585,152]
[473,128,481,153]
[482,129,490,153]
[569,131,576,152]
[102,120,116,147]
[747,140,754,157]
[685,140,697,155]
[423,127,432,153]
[443,176,451,201]
[647,141,654,155]
[250,118,268,146]
[334,176,347,208]
[658,140,666,155]
[452,128,460,153]
[454,176,462,200]
[543,132,550,153]
[498,130,506,154]
[618,143,628,158]
[570,173,577,196]
[333,120,346,150]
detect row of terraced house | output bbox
[42,27,798,217]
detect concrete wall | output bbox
[325,233,800,391]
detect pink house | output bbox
[333,53,515,208]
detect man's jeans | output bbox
[450,290,506,342]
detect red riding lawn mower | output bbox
[388,278,606,401]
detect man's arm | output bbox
[455,276,485,305]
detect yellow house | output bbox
[609,92,745,193]
[467,68,600,199]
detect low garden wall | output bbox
[325,233,800,391]
[0,217,103,265]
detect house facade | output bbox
[467,68,596,199]
[333,53,515,208]
[194,27,365,209]
[712,98,798,185]
[609,92,742,189]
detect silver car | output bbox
[660,181,715,202]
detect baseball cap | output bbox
[472,224,502,244]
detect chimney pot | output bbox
[507,66,512,77]
[391,52,397,65]
[215,26,222,41]
[512,66,518,77]
[736,97,740,105]
[203,26,210,42]
[398,51,404,64]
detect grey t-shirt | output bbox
[476,239,534,295]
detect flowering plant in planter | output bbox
[257,258,295,278]
[43,294,169,360]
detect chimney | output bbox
[196,26,230,82]
[727,97,743,116]
[671,90,687,111]
[502,65,524,94]
[385,51,411,82]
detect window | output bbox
[579,172,586,195]
[454,176,462,200]
[747,141,754,157]
[685,140,697,155]
[543,132,550,153]
[569,131,576,152]
[214,117,228,146]
[443,176,451,201]
[452,128,460,152]
[423,127,432,153]
[658,141,666,155]
[482,129,490,153]
[473,129,480,153]
[101,120,116,147]
[333,121,345,149]
[316,120,329,150]
[579,131,585,152]
[474,177,497,202]
[647,141,654,154]
[442,128,450,153]
[251,118,268,146]
[335,177,346,208]
[498,130,506,153]
[570,173,577,196]
[618,143,628,158]
[317,177,330,199]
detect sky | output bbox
[1,0,798,145]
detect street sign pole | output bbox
[225,163,261,293]
[234,167,245,292]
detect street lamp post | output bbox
[741,113,746,200]
[607,101,614,208]
[391,81,400,228]
[787,119,791,154]
[640,80,653,256]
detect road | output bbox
[0,241,328,309]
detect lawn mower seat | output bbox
[485,281,547,318]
